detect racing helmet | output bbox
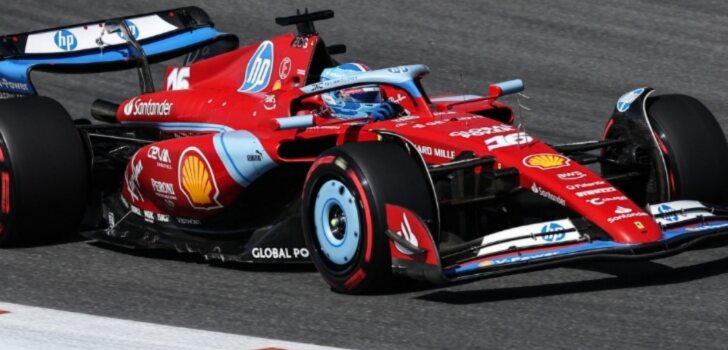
[320,63,383,118]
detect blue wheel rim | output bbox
[313,179,361,266]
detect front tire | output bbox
[302,142,436,293]
[603,94,728,205]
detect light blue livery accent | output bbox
[275,115,315,130]
[300,64,430,99]
[212,130,277,188]
[493,79,524,96]
[121,121,234,133]
[239,40,274,93]
[313,179,362,265]
[616,87,645,112]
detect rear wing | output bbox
[0,6,238,97]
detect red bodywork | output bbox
[115,32,660,245]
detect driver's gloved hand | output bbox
[370,101,402,121]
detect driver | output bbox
[318,63,401,120]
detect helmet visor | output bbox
[340,86,382,104]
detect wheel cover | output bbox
[313,179,361,266]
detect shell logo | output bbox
[523,153,570,170]
[178,147,222,210]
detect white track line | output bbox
[0,302,347,350]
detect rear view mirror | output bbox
[488,79,524,98]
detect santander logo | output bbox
[123,97,137,115]
[123,97,174,116]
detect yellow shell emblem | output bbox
[523,154,570,170]
[179,148,222,210]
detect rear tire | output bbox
[0,96,89,246]
[302,142,436,294]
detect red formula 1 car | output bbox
[1,8,728,293]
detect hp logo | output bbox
[117,20,140,40]
[239,40,274,93]
[53,30,77,51]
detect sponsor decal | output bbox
[415,144,455,160]
[247,150,263,162]
[492,252,559,265]
[175,217,202,225]
[587,195,628,205]
[566,181,605,190]
[634,221,645,230]
[616,88,645,113]
[523,154,570,170]
[178,147,222,210]
[540,223,566,242]
[53,29,77,51]
[147,146,172,169]
[278,57,292,79]
[151,178,176,201]
[394,213,420,255]
[143,210,154,223]
[263,94,276,110]
[656,204,678,222]
[531,183,566,206]
[116,20,140,40]
[392,115,419,123]
[607,212,649,224]
[296,68,306,76]
[306,76,357,93]
[485,133,533,151]
[387,66,409,74]
[614,206,632,214]
[166,67,190,91]
[0,78,30,92]
[130,205,142,216]
[156,213,170,223]
[557,171,586,180]
[163,199,175,209]
[291,36,308,48]
[125,156,144,202]
[449,124,514,139]
[388,93,407,104]
[413,120,447,129]
[123,97,174,116]
[0,91,22,99]
[252,247,309,259]
[239,40,274,93]
[575,187,616,198]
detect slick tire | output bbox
[644,94,728,204]
[302,142,436,294]
[0,96,89,246]
[603,94,728,205]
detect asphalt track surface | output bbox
[2,1,728,349]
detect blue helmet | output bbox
[320,63,383,118]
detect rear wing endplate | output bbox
[0,6,238,96]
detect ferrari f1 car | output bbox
[1,8,728,293]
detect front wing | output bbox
[386,200,728,284]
